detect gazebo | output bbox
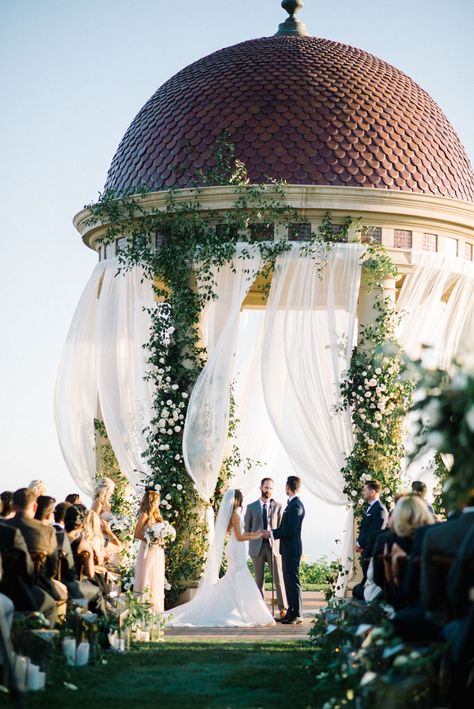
[56,1,474,594]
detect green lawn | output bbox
[19,640,315,709]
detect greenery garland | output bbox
[84,136,417,597]
[339,244,414,520]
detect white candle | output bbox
[27,664,40,691]
[62,638,76,666]
[75,641,90,667]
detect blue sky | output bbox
[0,0,472,557]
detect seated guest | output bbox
[0,492,14,519]
[53,502,100,605]
[34,496,68,612]
[53,501,72,531]
[411,480,434,514]
[65,493,81,505]
[27,480,47,499]
[91,477,115,521]
[64,506,96,580]
[447,521,474,620]
[356,480,388,572]
[5,488,58,579]
[389,495,434,588]
[421,490,474,622]
[0,514,57,626]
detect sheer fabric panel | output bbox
[183,248,263,502]
[96,260,156,487]
[261,243,365,589]
[54,262,107,496]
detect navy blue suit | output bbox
[357,499,388,559]
[272,496,305,618]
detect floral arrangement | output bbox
[144,520,176,547]
[339,244,414,521]
[308,599,444,708]
[403,356,474,509]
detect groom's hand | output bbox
[262,530,271,540]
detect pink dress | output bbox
[134,537,165,614]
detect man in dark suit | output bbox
[447,524,474,619]
[420,497,474,622]
[244,477,287,619]
[5,488,58,579]
[356,480,388,572]
[0,522,57,625]
[263,476,305,625]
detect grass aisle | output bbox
[24,639,314,709]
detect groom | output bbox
[262,476,305,625]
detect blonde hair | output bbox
[28,480,47,498]
[392,494,434,538]
[93,477,115,503]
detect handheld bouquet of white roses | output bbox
[144,520,176,548]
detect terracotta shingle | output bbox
[104,35,474,202]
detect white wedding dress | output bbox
[165,493,275,627]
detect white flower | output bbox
[174,425,182,432]
[159,357,165,364]
[171,384,179,390]
[174,454,180,461]
[166,399,173,406]
[421,398,442,427]
[158,419,166,428]
[176,484,183,491]
[165,494,171,500]
[451,373,468,391]
[375,368,382,375]
[154,483,161,491]
[393,655,408,668]
[427,431,445,450]
[466,405,474,432]
[365,391,372,398]
[368,378,377,387]
[181,392,189,399]
[351,489,357,497]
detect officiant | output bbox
[244,478,287,620]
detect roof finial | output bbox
[276,0,309,37]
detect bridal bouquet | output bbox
[144,520,176,548]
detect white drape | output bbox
[183,247,263,502]
[55,259,155,494]
[398,251,474,368]
[260,244,364,590]
[54,262,107,496]
[96,261,156,487]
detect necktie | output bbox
[263,503,268,529]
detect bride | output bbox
[165,489,275,627]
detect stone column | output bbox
[348,270,397,592]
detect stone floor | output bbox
[164,590,326,642]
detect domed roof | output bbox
[104,35,474,202]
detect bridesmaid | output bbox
[133,489,165,614]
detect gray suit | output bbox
[244,499,287,610]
